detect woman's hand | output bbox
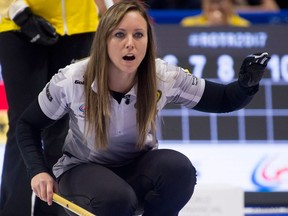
[238,52,270,88]
[31,172,58,205]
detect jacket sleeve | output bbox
[8,0,29,20]
[16,98,57,179]
[193,80,257,113]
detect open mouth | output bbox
[123,55,135,61]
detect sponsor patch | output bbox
[191,76,198,85]
[74,80,84,85]
[46,83,53,102]
[79,104,86,118]
[157,90,162,102]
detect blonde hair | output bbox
[84,0,157,149]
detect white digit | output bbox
[217,55,234,82]
[267,55,280,82]
[188,55,206,78]
[281,55,288,82]
[163,54,178,66]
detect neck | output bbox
[109,74,136,93]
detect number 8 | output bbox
[217,55,235,82]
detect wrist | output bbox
[9,0,29,20]
[237,80,259,96]
[12,7,32,26]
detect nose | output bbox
[126,36,134,49]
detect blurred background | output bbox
[1,0,288,215]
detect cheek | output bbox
[107,42,119,60]
[107,41,112,58]
[107,38,117,50]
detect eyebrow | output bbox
[114,27,146,32]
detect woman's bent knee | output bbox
[90,183,138,216]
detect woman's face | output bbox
[204,0,233,25]
[107,11,148,76]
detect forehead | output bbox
[116,10,147,29]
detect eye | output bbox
[134,32,144,38]
[115,32,125,38]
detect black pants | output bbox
[58,149,197,216]
[0,31,94,216]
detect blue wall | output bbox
[149,9,288,24]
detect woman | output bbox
[181,0,251,27]
[16,1,270,215]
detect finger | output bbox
[38,181,48,202]
[249,52,270,65]
[38,16,57,36]
[259,55,270,65]
[46,182,54,206]
[252,52,268,58]
[31,185,40,198]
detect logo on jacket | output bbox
[79,104,86,117]
[191,76,198,85]
[157,90,162,102]
[74,80,84,85]
[181,68,198,85]
[79,104,85,112]
[46,83,53,102]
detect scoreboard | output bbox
[154,25,288,205]
[154,25,288,143]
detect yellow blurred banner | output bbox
[0,110,8,144]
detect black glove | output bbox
[13,7,59,45]
[238,52,270,88]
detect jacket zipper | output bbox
[61,0,68,34]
